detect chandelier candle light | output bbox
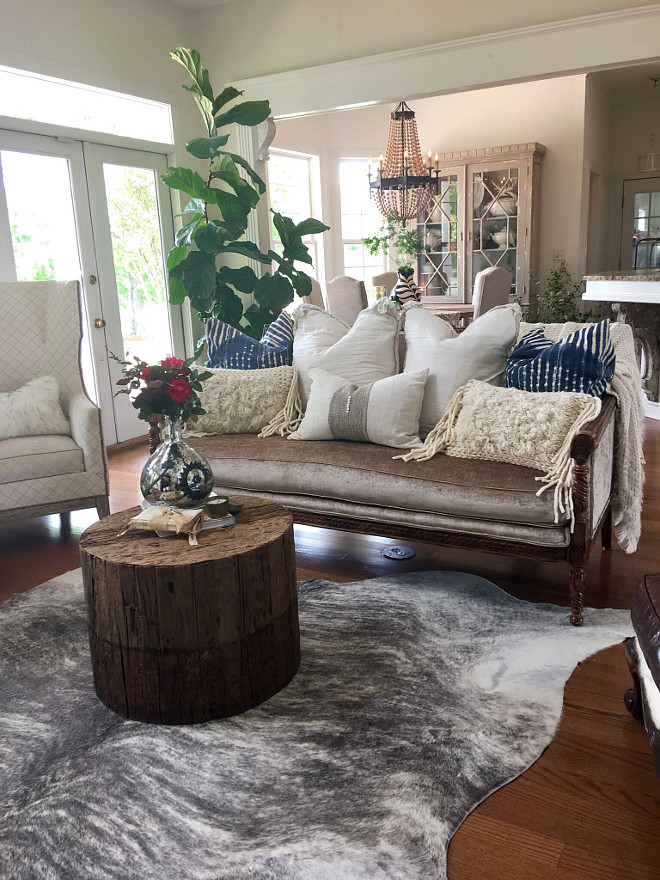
[369,101,439,220]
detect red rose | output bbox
[161,356,185,368]
[140,367,151,380]
[166,378,192,404]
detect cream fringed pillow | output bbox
[184,366,301,436]
[288,367,429,449]
[396,380,602,527]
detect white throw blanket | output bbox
[519,321,645,553]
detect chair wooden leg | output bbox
[60,511,71,529]
[95,495,111,519]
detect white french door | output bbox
[0,129,185,444]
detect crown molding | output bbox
[235,5,660,117]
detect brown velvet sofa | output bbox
[191,394,617,626]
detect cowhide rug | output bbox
[0,569,631,880]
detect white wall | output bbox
[274,76,587,285]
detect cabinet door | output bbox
[469,163,520,299]
[417,169,464,301]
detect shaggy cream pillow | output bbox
[0,376,69,441]
[288,367,429,448]
[184,366,298,436]
[397,379,602,526]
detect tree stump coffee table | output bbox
[80,496,300,725]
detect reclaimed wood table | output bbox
[80,496,300,724]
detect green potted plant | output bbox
[363,218,425,303]
[162,49,329,339]
[536,259,586,323]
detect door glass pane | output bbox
[418,174,459,297]
[1,149,96,400]
[103,164,173,364]
[473,168,518,297]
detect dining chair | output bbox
[472,267,514,319]
[371,271,398,296]
[325,275,368,326]
[304,277,325,309]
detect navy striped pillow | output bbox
[206,313,293,369]
[505,320,616,397]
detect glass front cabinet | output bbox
[417,143,545,306]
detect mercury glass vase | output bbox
[139,416,213,508]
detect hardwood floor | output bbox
[1,422,659,879]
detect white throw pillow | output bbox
[0,376,69,441]
[289,366,429,449]
[292,305,349,406]
[404,303,521,436]
[293,299,401,407]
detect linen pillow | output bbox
[403,303,520,436]
[0,376,69,441]
[396,379,602,527]
[206,315,292,369]
[505,320,616,397]
[291,305,351,406]
[288,367,429,449]
[183,366,297,435]
[293,299,401,408]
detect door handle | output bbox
[94,318,106,329]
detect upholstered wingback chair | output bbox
[325,275,368,326]
[0,280,109,523]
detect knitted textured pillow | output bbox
[0,376,69,440]
[396,379,602,526]
[505,320,615,397]
[205,313,293,370]
[183,366,300,436]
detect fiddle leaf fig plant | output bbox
[162,48,329,338]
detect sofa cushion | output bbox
[0,435,84,484]
[289,367,428,448]
[505,320,616,397]
[191,433,566,527]
[403,303,520,436]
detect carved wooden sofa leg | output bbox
[569,563,585,626]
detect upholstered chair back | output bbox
[0,280,85,404]
[371,271,398,293]
[304,277,325,309]
[325,275,368,326]
[472,267,513,319]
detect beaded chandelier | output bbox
[369,101,438,220]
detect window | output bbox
[340,159,387,287]
[268,149,324,285]
[0,65,173,144]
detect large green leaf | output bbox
[182,84,216,136]
[211,285,244,326]
[174,213,204,247]
[185,135,230,159]
[214,188,250,230]
[214,100,270,129]
[218,241,272,264]
[162,167,216,203]
[171,48,213,101]
[181,198,205,215]
[253,272,294,311]
[218,265,257,293]
[282,240,313,265]
[292,271,313,298]
[295,217,330,237]
[181,250,216,301]
[167,274,188,305]
[215,151,266,194]
[193,221,223,253]
[210,155,260,209]
[272,212,292,247]
[166,245,188,271]
[212,86,242,115]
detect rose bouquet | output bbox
[114,354,212,426]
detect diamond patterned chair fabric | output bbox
[0,280,109,522]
